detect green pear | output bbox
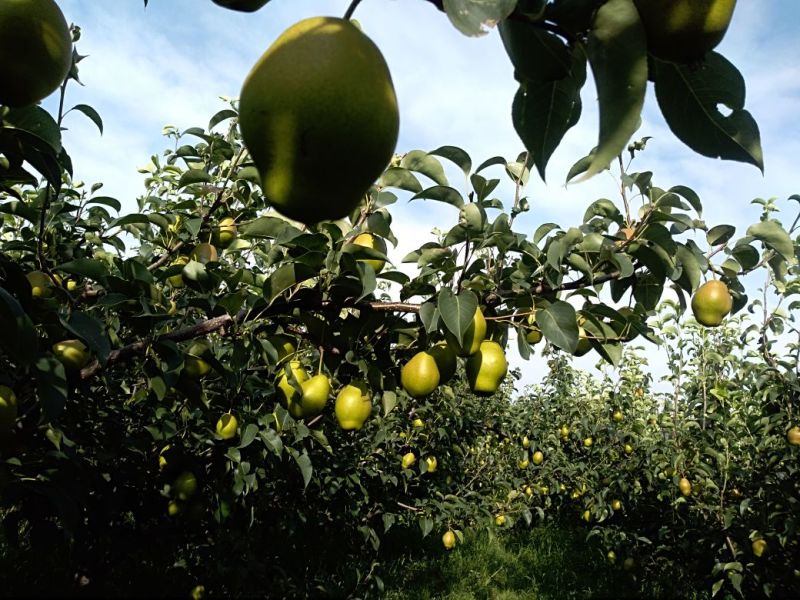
[465,340,507,395]
[299,373,332,417]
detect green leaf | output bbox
[238,424,259,449]
[747,220,794,262]
[442,0,516,36]
[240,216,302,241]
[87,196,121,212]
[537,301,578,352]
[293,450,313,489]
[178,169,212,188]
[401,150,448,186]
[378,167,423,193]
[0,287,37,366]
[429,145,472,178]
[208,109,237,131]
[653,53,763,172]
[34,356,68,421]
[500,19,572,82]
[706,225,735,246]
[4,106,62,153]
[57,258,110,281]
[574,0,647,182]
[107,213,150,228]
[263,263,316,303]
[513,51,586,181]
[60,311,111,364]
[411,186,464,208]
[69,104,104,135]
[437,288,478,344]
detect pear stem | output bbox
[344,0,365,20]
[317,348,325,375]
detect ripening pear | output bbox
[352,233,387,274]
[678,477,692,497]
[334,382,372,430]
[0,0,72,107]
[442,530,456,550]
[401,351,440,398]
[691,280,733,327]
[238,17,399,224]
[276,361,309,416]
[429,342,457,383]
[465,340,508,395]
[299,373,332,417]
[52,339,90,371]
[634,0,737,64]
[183,340,212,379]
[0,385,18,430]
[215,413,239,440]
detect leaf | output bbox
[747,220,794,262]
[378,167,423,193]
[263,263,316,303]
[34,356,68,421]
[382,390,398,416]
[400,150,448,186]
[0,287,37,366]
[574,0,648,181]
[107,213,150,228]
[57,258,110,282]
[429,145,472,178]
[238,424,259,449]
[178,169,212,188]
[61,311,111,364]
[537,301,578,352]
[69,104,104,135]
[442,0,516,36]
[513,51,586,181]
[208,109,237,131]
[437,288,478,343]
[86,196,121,212]
[293,450,313,489]
[410,186,464,208]
[240,216,302,241]
[653,53,763,172]
[706,224,735,246]
[3,106,62,153]
[500,19,572,82]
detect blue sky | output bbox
[47,0,800,391]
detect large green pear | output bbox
[335,382,372,430]
[238,17,399,224]
[429,342,457,383]
[401,351,440,398]
[466,341,508,395]
[299,373,332,417]
[691,280,732,327]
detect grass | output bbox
[383,524,712,600]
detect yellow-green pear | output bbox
[299,373,332,417]
[465,340,507,395]
[334,382,372,430]
[52,339,90,370]
[0,385,18,430]
[429,342,457,383]
[400,350,440,397]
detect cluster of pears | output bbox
[238,16,399,224]
[268,335,373,430]
[400,307,508,398]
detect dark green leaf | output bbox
[653,53,763,172]
[0,287,38,365]
[70,104,104,135]
[442,0,516,36]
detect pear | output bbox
[334,382,372,430]
[465,341,508,395]
[277,361,309,417]
[429,342,457,383]
[299,373,332,417]
[401,351,440,397]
